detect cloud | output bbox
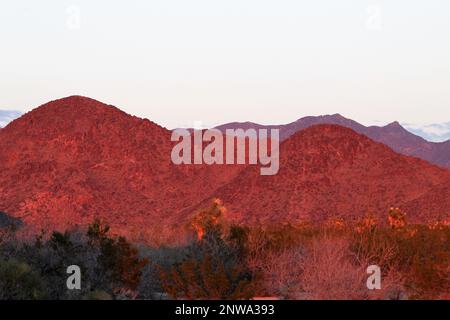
[402,122,450,142]
[0,110,22,127]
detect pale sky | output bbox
[1,0,449,129]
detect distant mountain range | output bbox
[0,110,22,127]
[215,115,450,169]
[403,122,450,142]
[2,108,449,143]
[0,96,448,242]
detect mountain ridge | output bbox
[215,114,450,169]
[205,124,450,225]
[0,96,449,242]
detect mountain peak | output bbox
[385,121,402,128]
[293,114,360,128]
[51,95,102,104]
[284,124,375,159]
[0,96,168,145]
[35,95,122,115]
[7,95,139,128]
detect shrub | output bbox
[160,202,258,299]
[394,225,449,299]
[0,259,46,300]
[350,219,449,299]
[87,220,149,293]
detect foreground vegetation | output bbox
[0,202,448,300]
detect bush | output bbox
[159,202,258,299]
[5,220,149,299]
[0,259,46,300]
[350,219,449,299]
[0,206,447,300]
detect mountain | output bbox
[204,125,450,225]
[215,114,450,169]
[0,96,243,240]
[0,97,448,243]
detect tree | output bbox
[87,220,149,293]
[160,200,257,299]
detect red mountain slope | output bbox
[207,125,450,225]
[403,181,450,222]
[0,96,243,240]
[1,97,448,242]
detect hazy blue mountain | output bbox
[403,122,450,142]
[0,110,22,127]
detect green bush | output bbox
[0,259,46,300]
